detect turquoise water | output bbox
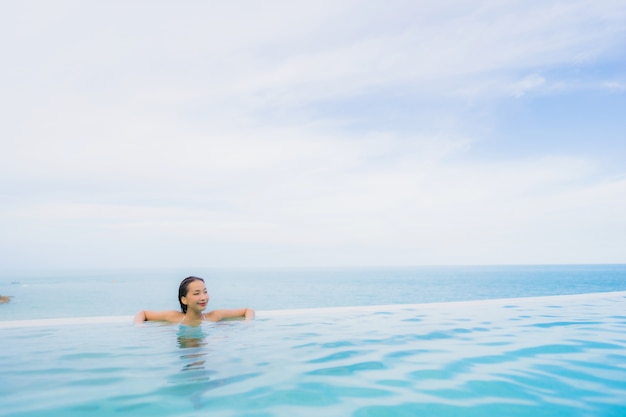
[1,292,625,416]
[1,265,626,416]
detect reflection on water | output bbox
[168,324,214,409]
[171,322,262,410]
[177,325,210,375]
[177,324,208,349]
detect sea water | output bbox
[1,265,626,416]
[1,264,626,320]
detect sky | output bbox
[1,0,625,269]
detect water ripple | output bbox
[306,361,387,376]
[307,349,372,364]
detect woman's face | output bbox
[181,280,209,312]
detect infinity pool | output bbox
[2,292,626,416]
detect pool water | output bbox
[2,292,625,416]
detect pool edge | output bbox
[1,290,625,328]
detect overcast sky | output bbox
[1,0,625,269]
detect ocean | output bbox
[1,264,626,321]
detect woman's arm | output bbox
[134,310,182,324]
[206,308,255,322]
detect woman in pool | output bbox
[134,276,255,325]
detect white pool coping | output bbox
[1,290,625,329]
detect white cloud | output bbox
[508,74,546,97]
[602,81,626,91]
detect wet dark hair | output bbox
[178,276,205,313]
